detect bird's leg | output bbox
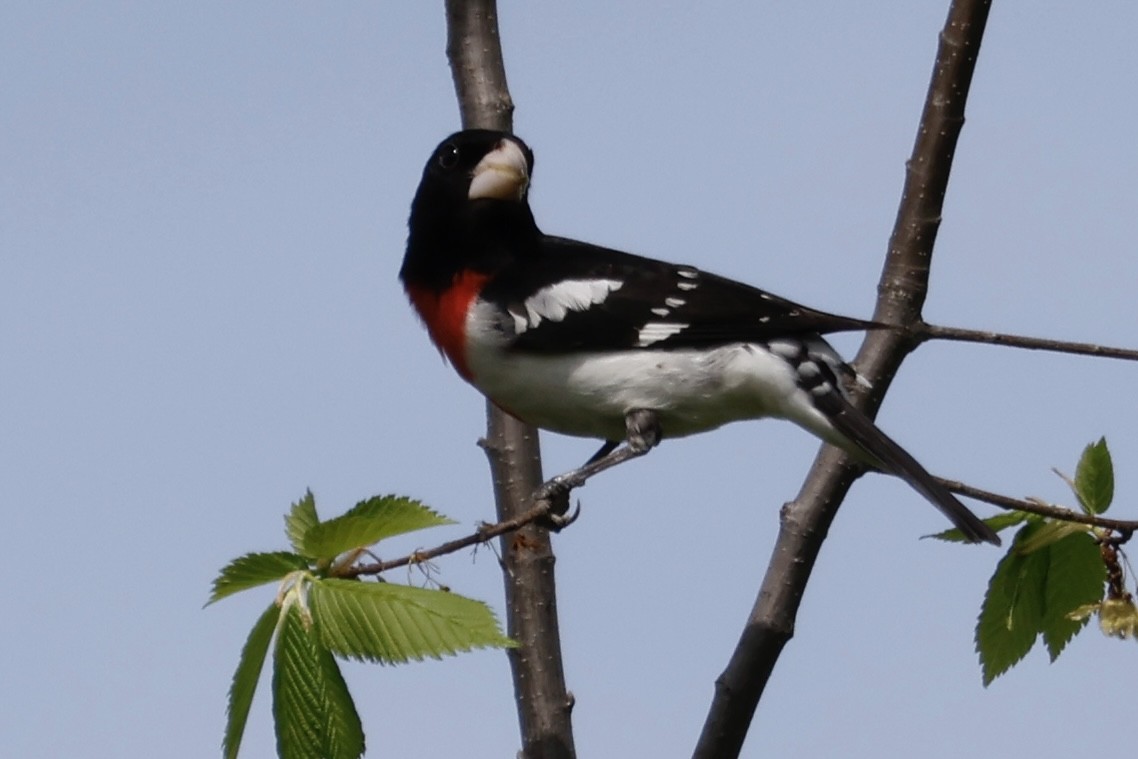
[624,408,662,452]
[585,440,619,466]
[534,409,660,528]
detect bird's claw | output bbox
[533,476,584,530]
[542,500,581,531]
[534,474,571,508]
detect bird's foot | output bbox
[533,474,579,529]
[530,409,661,529]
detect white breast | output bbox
[462,301,845,445]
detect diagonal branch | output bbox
[444,3,576,758]
[692,2,994,757]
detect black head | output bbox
[402,130,539,289]
[420,130,534,204]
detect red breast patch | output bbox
[405,271,490,381]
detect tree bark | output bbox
[443,2,576,757]
[692,1,993,757]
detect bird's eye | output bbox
[437,144,460,170]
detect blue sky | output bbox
[3,3,1136,757]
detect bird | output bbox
[400,129,999,545]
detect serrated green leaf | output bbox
[1015,519,1091,555]
[976,523,1049,685]
[301,495,455,559]
[224,603,280,759]
[273,604,364,759]
[927,511,1031,543]
[1074,438,1114,515]
[286,490,320,555]
[1042,532,1107,660]
[209,552,311,605]
[1066,603,1101,623]
[310,578,514,664]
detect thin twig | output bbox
[345,444,650,577]
[936,477,1138,533]
[342,503,552,578]
[921,323,1138,361]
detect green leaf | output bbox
[976,523,1049,685]
[1042,532,1107,659]
[1074,438,1114,515]
[286,490,320,555]
[209,552,311,605]
[301,495,455,559]
[311,578,514,664]
[1015,520,1091,555]
[224,603,280,759]
[927,511,1031,543]
[273,604,365,759]
[977,524,1109,682]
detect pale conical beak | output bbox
[468,138,529,201]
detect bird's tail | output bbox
[813,391,1000,545]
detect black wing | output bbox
[481,235,881,353]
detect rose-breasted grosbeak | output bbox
[401,129,998,545]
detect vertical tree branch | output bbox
[443,2,576,758]
[692,2,993,757]
[445,1,514,129]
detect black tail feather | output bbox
[815,392,1000,545]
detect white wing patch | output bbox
[636,321,690,347]
[509,278,623,333]
[767,340,803,360]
